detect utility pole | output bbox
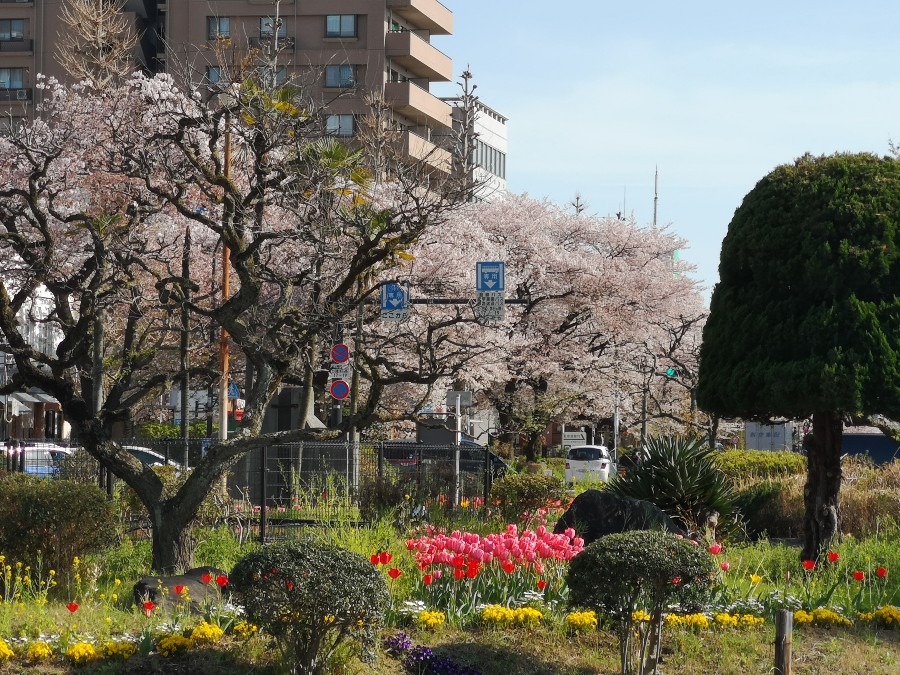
[180,225,191,466]
[218,110,232,444]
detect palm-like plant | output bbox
[608,435,736,536]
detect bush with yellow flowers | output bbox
[66,642,99,665]
[858,605,900,629]
[190,621,225,644]
[566,610,599,633]
[26,641,53,662]
[664,613,710,630]
[102,640,138,660]
[157,634,193,657]
[713,612,765,628]
[480,604,542,627]
[232,621,259,639]
[794,608,852,627]
[415,610,446,630]
[0,640,13,662]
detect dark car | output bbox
[380,441,508,478]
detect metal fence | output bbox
[5,439,504,529]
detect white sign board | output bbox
[475,291,505,321]
[329,363,352,380]
[562,430,587,450]
[446,390,473,408]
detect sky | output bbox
[429,1,900,300]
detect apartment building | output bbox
[0,0,475,177]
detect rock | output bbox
[553,490,687,545]
[132,566,229,612]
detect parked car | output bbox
[565,445,614,483]
[380,441,509,478]
[122,445,180,467]
[16,442,73,478]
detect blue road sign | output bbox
[330,379,350,400]
[381,282,409,311]
[476,262,505,292]
[331,343,350,363]
[227,382,241,399]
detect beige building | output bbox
[0,0,461,174]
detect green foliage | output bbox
[194,526,256,571]
[489,472,565,523]
[714,449,806,481]
[699,152,900,419]
[607,435,736,533]
[732,478,805,539]
[567,530,716,674]
[89,537,151,587]
[229,539,389,675]
[357,477,407,523]
[0,474,116,579]
[137,420,213,438]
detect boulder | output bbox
[132,566,228,612]
[553,490,687,545]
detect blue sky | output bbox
[431,1,900,300]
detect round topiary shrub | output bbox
[567,530,716,675]
[229,539,389,675]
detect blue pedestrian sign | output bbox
[227,382,241,399]
[476,262,505,292]
[381,282,411,321]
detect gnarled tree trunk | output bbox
[150,505,195,574]
[801,409,842,561]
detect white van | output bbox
[565,445,613,483]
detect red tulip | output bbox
[720,562,731,572]
[370,554,380,565]
[66,601,79,613]
[826,551,839,563]
[502,561,515,574]
[853,570,865,582]
[876,566,888,578]
[216,574,228,587]
[672,576,681,585]
[467,566,479,579]
[173,584,186,596]
[802,560,815,571]
[379,551,393,565]
[143,600,156,616]
[286,580,294,591]
[423,574,433,586]
[201,572,212,584]
[388,567,402,580]
[453,568,465,580]
[537,579,547,591]
[708,543,723,555]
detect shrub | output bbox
[732,478,804,539]
[607,435,736,535]
[229,538,390,675]
[0,474,116,579]
[714,449,806,481]
[358,477,408,522]
[490,472,565,524]
[567,530,716,675]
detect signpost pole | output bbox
[454,394,461,508]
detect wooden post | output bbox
[775,609,793,675]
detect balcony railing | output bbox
[384,80,452,129]
[0,88,31,102]
[0,39,33,53]
[386,30,452,81]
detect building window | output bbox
[325,15,356,38]
[326,114,354,137]
[0,19,24,41]
[260,17,286,38]
[206,66,222,84]
[0,68,25,89]
[324,64,355,88]
[475,140,506,180]
[207,16,230,40]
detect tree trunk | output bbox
[801,409,842,562]
[150,508,195,574]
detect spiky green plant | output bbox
[607,435,736,535]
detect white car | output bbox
[565,445,613,483]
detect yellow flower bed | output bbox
[416,610,446,630]
[157,634,193,657]
[858,605,900,628]
[632,610,652,622]
[714,613,765,628]
[26,641,53,662]
[232,621,259,639]
[66,642,98,664]
[665,613,710,630]
[794,608,852,627]
[102,640,138,660]
[190,621,225,644]
[480,604,543,627]
[566,610,598,632]
[0,640,13,662]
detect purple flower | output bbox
[383,632,413,656]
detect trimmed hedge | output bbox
[714,449,806,481]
